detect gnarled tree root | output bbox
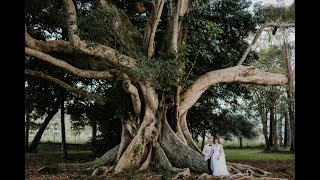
[227,162,271,177]
[85,144,119,171]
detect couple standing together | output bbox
[202,137,230,176]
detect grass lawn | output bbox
[224,148,294,161]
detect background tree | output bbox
[25,58,61,153]
[227,114,258,148]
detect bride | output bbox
[208,137,230,176]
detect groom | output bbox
[202,136,214,175]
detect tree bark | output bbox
[116,117,134,162]
[60,88,68,160]
[160,118,207,173]
[143,0,165,60]
[239,137,243,148]
[180,112,202,153]
[27,105,59,153]
[174,85,187,143]
[25,111,30,152]
[162,0,190,54]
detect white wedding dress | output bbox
[210,144,230,176]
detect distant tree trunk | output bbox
[92,119,97,157]
[282,36,295,152]
[60,88,68,160]
[287,111,291,146]
[287,90,295,152]
[258,101,270,151]
[284,112,288,146]
[239,136,243,148]
[268,108,273,147]
[278,113,283,147]
[272,105,278,151]
[201,129,205,151]
[288,95,295,152]
[25,111,30,152]
[27,106,59,153]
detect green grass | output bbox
[38,150,92,155]
[224,149,294,161]
[197,139,265,149]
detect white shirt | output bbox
[202,144,214,161]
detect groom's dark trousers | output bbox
[207,157,213,175]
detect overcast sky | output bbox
[250,0,294,6]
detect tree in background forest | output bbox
[245,1,295,151]
[25,0,294,178]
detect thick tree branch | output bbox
[25,47,129,81]
[140,81,158,112]
[78,43,138,70]
[144,0,164,60]
[237,22,295,66]
[25,24,72,53]
[180,112,202,153]
[179,65,288,114]
[26,27,137,70]
[62,0,82,47]
[26,0,139,70]
[164,0,190,54]
[122,80,141,115]
[61,0,138,70]
[25,69,107,105]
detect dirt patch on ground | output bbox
[25,152,294,179]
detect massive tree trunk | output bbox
[25,0,294,178]
[27,105,59,153]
